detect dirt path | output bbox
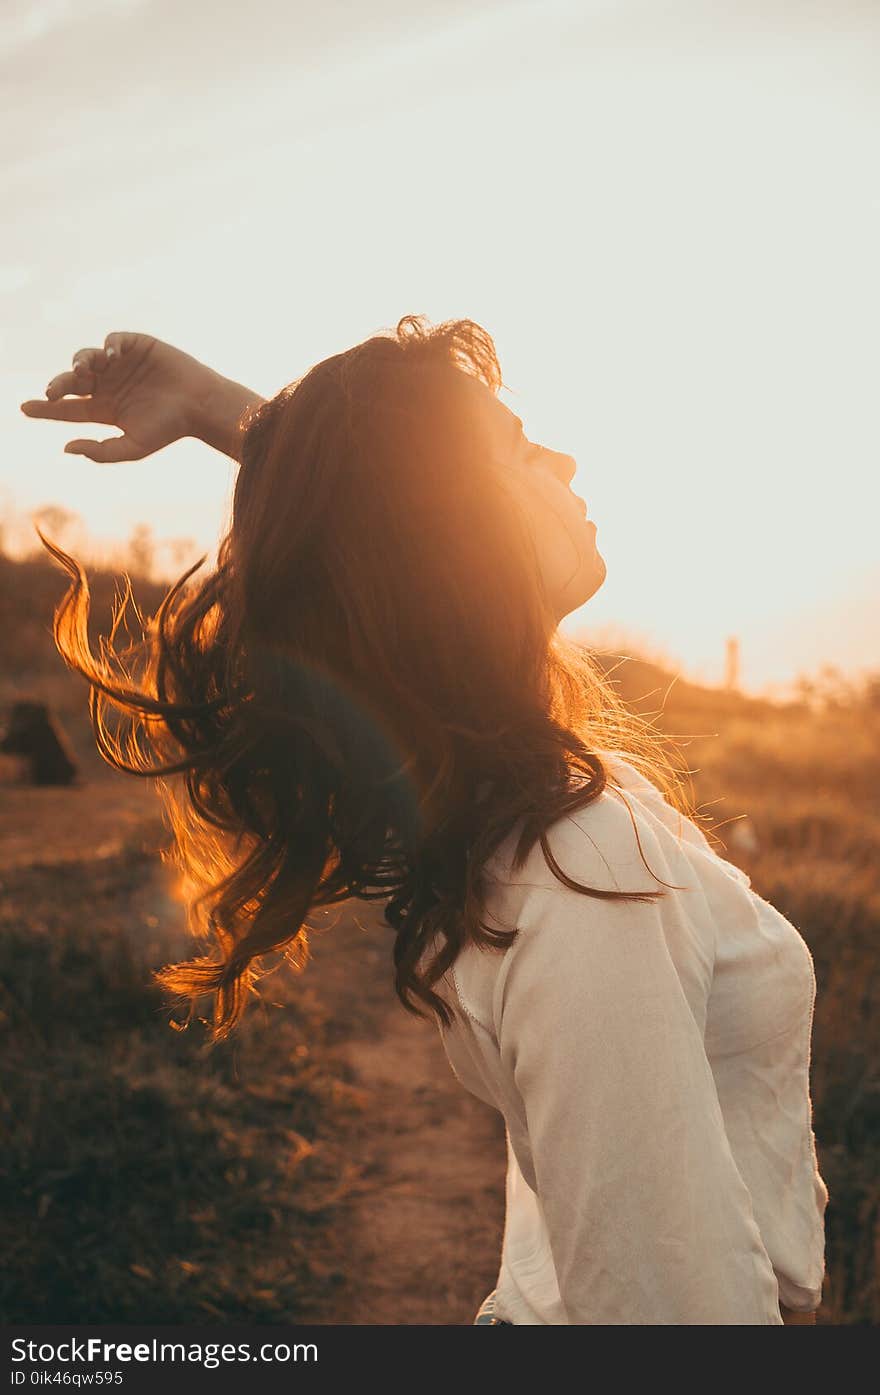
[300,907,507,1324]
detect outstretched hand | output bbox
[20,332,221,464]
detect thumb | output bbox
[64,435,145,464]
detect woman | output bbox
[21,317,827,1325]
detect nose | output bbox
[547,449,577,488]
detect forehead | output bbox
[454,372,521,443]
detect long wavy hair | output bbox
[39,314,695,1042]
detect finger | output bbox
[20,398,103,422]
[45,348,111,400]
[46,369,91,400]
[72,346,107,373]
[64,435,145,464]
[104,331,137,360]
[68,350,101,396]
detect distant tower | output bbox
[724,635,740,691]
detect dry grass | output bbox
[0,845,370,1323]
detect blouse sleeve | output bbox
[494,877,785,1324]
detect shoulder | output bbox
[484,759,668,902]
[470,753,748,1034]
[450,782,653,1036]
[476,776,676,1029]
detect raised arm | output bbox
[20,332,266,465]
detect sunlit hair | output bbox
[40,314,696,1042]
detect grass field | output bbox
[0,827,377,1323]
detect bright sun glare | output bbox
[3,0,878,697]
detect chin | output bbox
[554,550,606,621]
[577,548,607,605]
[589,550,607,596]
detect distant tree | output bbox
[126,523,155,579]
[794,674,818,710]
[815,663,858,710]
[796,663,870,713]
[31,504,82,547]
[858,670,880,711]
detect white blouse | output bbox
[430,752,828,1324]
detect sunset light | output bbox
[4,1,877,695]
[3,2,878,1340]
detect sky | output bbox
[3,0,878,697]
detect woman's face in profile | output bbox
[460,376,606,622]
